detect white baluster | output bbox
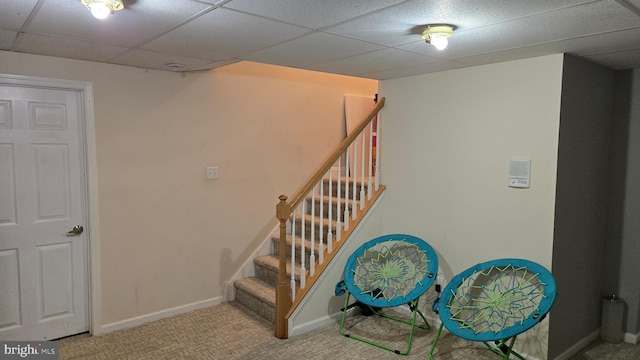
[336,158,342,242]
[360,131,366,209]
[352,141,357,220]
[290,207,296,300]
[300,201,306,289]
[327,166,333,252]
[319,179,324,265]
[367,120,373,200]
[310,187,316,277]
[375,111,381,191]
[343,148,350,231]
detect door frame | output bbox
[0,73,102,336]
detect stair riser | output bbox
[272,238,316,266]
[302,197,354,219]
[255,261,299,288]
[320,180,370,200]
[292,219,342,241]
[271,237,335,266]
[234,287,275,324]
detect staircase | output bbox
[233,177,365,324]
[230,96,385,337]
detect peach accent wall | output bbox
[0,51,377,326]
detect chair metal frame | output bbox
[429,258,556,360]
[335,233,438,355]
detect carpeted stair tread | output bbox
[272,233,320,252]
[234,277,275,306]
[254,254,301,280]
[292,212,337,228]
[233,177,380,324]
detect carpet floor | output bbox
[58,302,639,359]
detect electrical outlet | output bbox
[206,166,218,179]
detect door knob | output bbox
[66,225,84,236]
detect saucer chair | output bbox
[429,258,556,360]
[334,234,438,355]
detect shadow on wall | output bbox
[220,248,233,289]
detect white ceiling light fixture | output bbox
[81,0,124,19]
[421,24,456,51]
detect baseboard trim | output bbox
[624,331,640,344]
[290,310,348,337]
[98,296,225,335]
[290,301,443,338]
[552,329,600,360]
[287,191,386,335]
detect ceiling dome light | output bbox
[421,24,456,51]
[81,0,124,19]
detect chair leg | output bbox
[429,323,445,359]
[484,336,527,360]
[368,299,430,330]
[339,292,352,336]
[339,294,429,355]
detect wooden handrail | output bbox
[274,97,385,339]
[288,97,385,211]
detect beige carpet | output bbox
[59,302,639,360]
[59,302,274,359]
[569,338,640,360]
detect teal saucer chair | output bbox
[335,234,438,355]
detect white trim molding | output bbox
[100,297,224,334]
[0,74,101,336]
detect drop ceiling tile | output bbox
[4,0,640,79]
[306,48,438,77]
[0,30,18,50]
[584,49,640,69]
[182,59,240,72]
[452,47,563,68]
[551,28,640,57]
[400,0,640,60]
[0,0,39,30]
[196,0,228,4]
[108,49,215,71]
[142,8,309,60]
[243,32,385,68]
[361,60,470,80]
[622,0,640,10]
[326,0,597,46]
[12,33,128,62]
[223,0,406,29]
[451,28,640,69]
[25,0,212,47]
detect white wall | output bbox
[290,195,385,335]
[0,51,377,330]
[379,55,564,359]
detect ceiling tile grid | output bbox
[23,0,214,48]
[12,32,129,63]
[0,0,40,30]
[0,0,638,79]
[140,8,310,61]
[221,0,408,30]
[243,32,386,68]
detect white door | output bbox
[0,84,89,340]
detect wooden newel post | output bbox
[275,194,292,339]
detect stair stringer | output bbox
[287,191,386,337]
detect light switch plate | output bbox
[206,166,218,179]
